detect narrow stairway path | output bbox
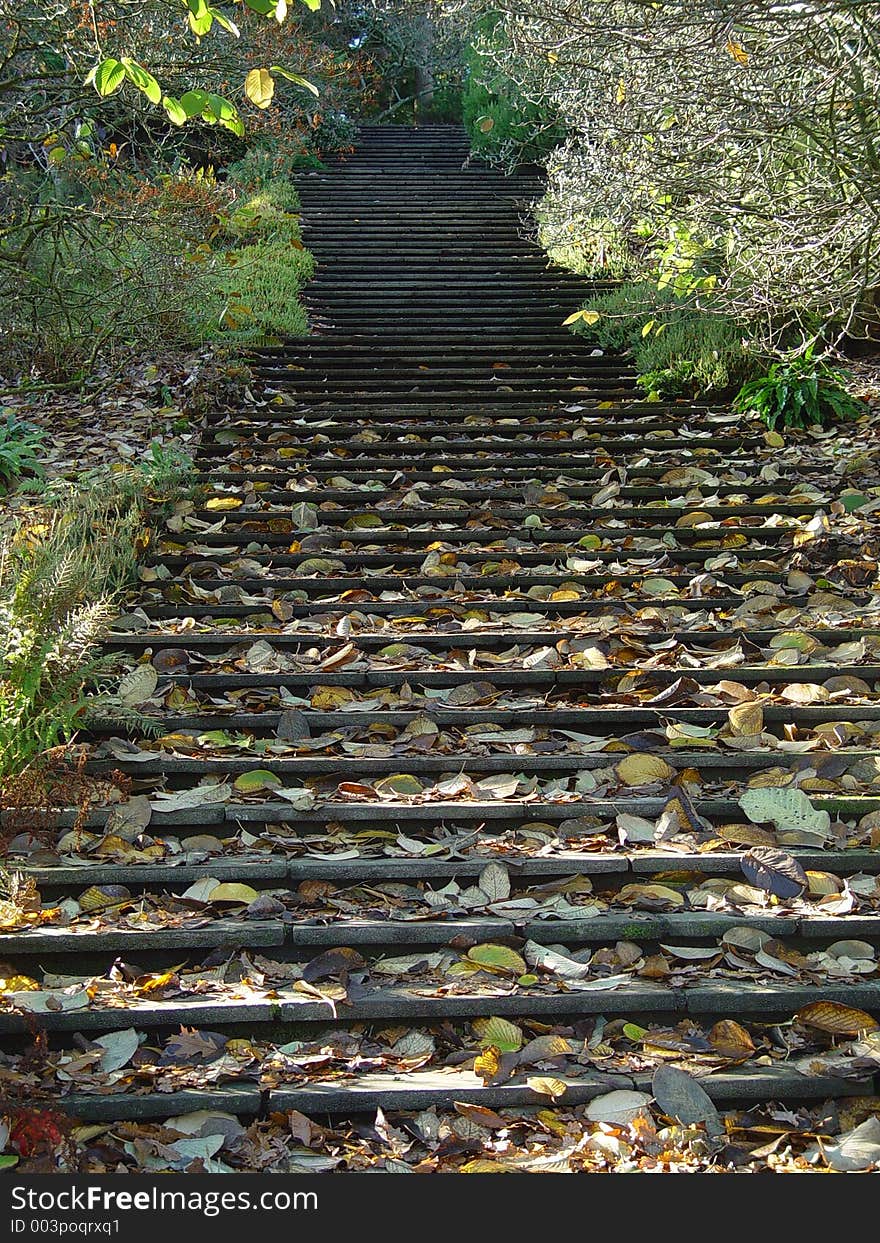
[6,126,880,1142]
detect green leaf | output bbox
[91,58,126,97]
[210,7,240,35]
[122,58,161,105]
[271,66,320,96]
[299,0,321,9]
[623,1023,648,1041]
[187,0,214,35]
[473,1016,523,1053]
[0,1155,19,1169]
[245,0,274,12]
[162,95,187,126]
[245,67,275,109]
[739,787,831,838]
[233,769,282,793]
[180,89,210,117]
[466,944,527,976]
[202,93,245,136]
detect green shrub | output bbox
[1,165,315,381]
[0,414,46,492]
[536,206,629,280]
[571,282,753,399]
[204,239,314,342]
[733,350,867,430]
[227,139,319,185]
[462,25,564,165]
[195,180,315,344]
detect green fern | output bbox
[0,451,194,781]
[733,349,867,430]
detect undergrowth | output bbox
[733,349,868,430]
[198,178,315,343]
[0,447,194,785]
[571,282,753,399]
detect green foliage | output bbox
[196,180,315,343]
[733,351,867,431]
[536,208,629,280]
[571,283,753,399]
[2,167,315,379]
[2,167,234,380]
[0,415,46,492]
[462,30,563,165]
[0,450,194,780]
[228,137,318,182]
[452,0,880,352]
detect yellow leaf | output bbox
[245,67,275,109]
[208,882,259,904]
[0,975,39,994]
[310,686,356,709]
[725,38,749,66]
[615,752,675,786]
[616,77,626,104]
[727,701,764,737]
[205,496,243,511]
[134,969,179,997]
[805,870,842,896]
[527,1076,568,1099]
[474,1046,501,1082]
[466,943,527,976]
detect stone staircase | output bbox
[5,125,880,1138]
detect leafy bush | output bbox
[195,180,315,344]
[462,25,563,165]
[1,165,315,381]
[536,205,629,280]
[733,351,867,430]
[227,137,323,185]
[0,415,46,492]
[570,282,753,399]
[453,0,880,355]
[0,532,117,781]
[0,450,194,781]
[1,167,236,382]
[574,283,750,395]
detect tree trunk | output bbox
[413,14,435,123]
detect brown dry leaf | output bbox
[453,1103,507,1130]
[796,1002,879,1036]
[708,1020,756,1059]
